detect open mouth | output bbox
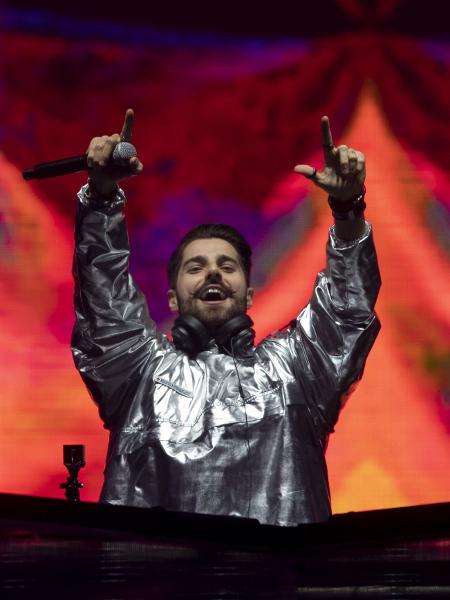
[198,286,228,304]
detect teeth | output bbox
[202,287,226,300]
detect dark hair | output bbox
[168,224,252,288]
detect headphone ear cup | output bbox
[215,314,255,357]
[233,327,255,355]
[172,315,211,356]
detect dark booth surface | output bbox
[1,493,450,599]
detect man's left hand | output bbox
[294,116,365,201]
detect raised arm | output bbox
[72,110,163,428]
[284,117,381,436]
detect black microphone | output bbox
[22,142,137,180]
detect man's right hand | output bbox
[87,108,143,196]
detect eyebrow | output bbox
[182,254,240,269]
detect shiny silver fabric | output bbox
[72,185,381,526]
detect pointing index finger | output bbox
[321,115,334,165]
[120,108,134,142]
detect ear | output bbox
[246,287,254,309]
[167,289,179,313]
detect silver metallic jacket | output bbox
[72,186,381,526]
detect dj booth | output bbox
[1,493,449,599]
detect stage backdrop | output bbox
[1,6,450,514]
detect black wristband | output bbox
[79,182,125,210]
[87,178,119,200]
[328,185,366,221]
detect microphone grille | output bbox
[112,141,137,167]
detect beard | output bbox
[176,293,248,334]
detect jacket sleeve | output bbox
[71,185,162,428]
[287,222,381,436]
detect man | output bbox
[72,110,380,526]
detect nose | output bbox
[206,269,222,283]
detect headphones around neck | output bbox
[172,314,255,358]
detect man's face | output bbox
[167,238,253,332]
